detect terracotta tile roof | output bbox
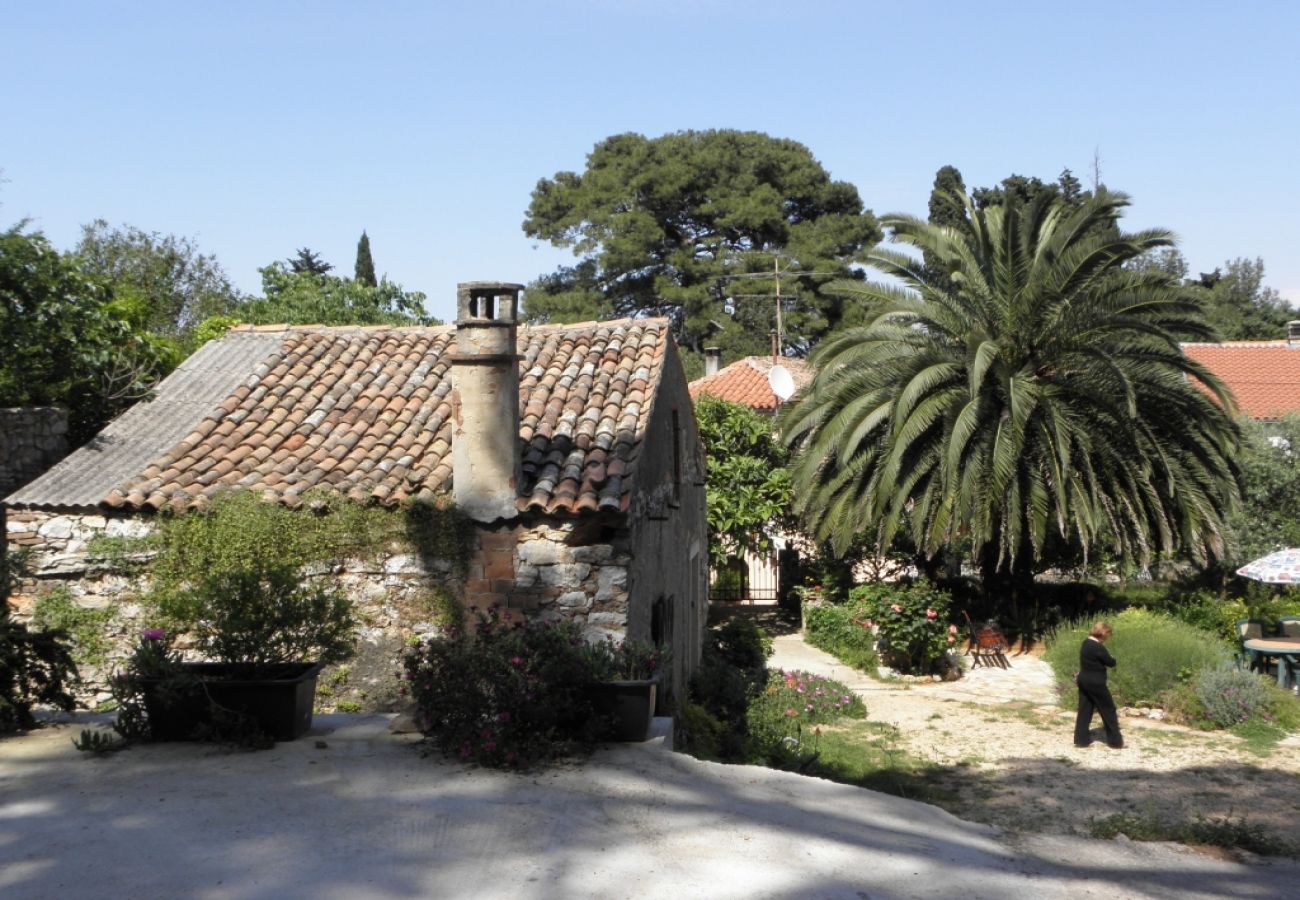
[689,356,812,412]
[65,319,670,516]
[1183,341,1300,420]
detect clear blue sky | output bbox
[5,1,1298,324]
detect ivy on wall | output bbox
[92,490,473,630]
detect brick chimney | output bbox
[1289,321,1300,348]
[703,347,722,377]
[452,282,522,522]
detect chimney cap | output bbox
[457,282,522,324]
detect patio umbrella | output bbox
[1236,549,1300,583]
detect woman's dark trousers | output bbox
[1075,681,1123,747]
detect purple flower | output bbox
[142,628,166,642]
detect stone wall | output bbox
[0,408,69,499]
[4,509,632,710]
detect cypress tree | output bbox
[354,231,377,287]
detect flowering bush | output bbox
[850,580,954,675]
[583,638,667,681]
[748,669,866,762]
[402,608,603,768]
[1194,665,1275,728]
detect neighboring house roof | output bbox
[6,319,673,516]
[688,357,812,412]
[1182,341,1300,420]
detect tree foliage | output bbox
[236,263,433,326]
[780,189,1242,588]
[1133,250,1292,341]
[354,231,377,287]
[0,223,178,444]
[522,130,880,359]
[288,248,333,276]
[1229,415,1300,566]
[694,396,792,566]
[74,220,243,337]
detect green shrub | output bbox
[1044,609,1229,708]
[183,563,357,669]
[683,617,772,761]
[1090,810,1293,857]
[1,548,79,732]
[403,609,600,768]
[32,589,114,669]
[748,669,866,766]
[676,701,726,760]
[802,601,879,674]
[1,607,79,732]
[1194,665,1275,728]
[850,580,955,675]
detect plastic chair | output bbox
[1277,616,1300,638]
[1237,619,1268,673]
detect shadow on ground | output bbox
[2,714,1297,899]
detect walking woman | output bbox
[1074,621,1123,749]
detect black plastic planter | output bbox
[140,662,325,742]
[587,679,657,742]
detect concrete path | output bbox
[2,714,1297,899]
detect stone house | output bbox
[4,283,708,704]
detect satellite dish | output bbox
[768,365,795,402]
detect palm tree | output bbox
[779,189,1241,595]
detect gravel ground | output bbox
[770,632,1300,854]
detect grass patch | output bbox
[1228,719,1288,757]
[803,721,953,803]
[1090,809,1295,857]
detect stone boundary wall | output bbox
[0,408,69,499]
[4,510,631,708]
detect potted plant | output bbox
[116,562,356,743]
[582,639,668,742]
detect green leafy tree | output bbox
[522,130,880,358]
[780,189,1241,600]
[354,231,377,287]
[0,223,177,444]
[73,220,242,337]
[237,263,432,326]
[1133,251,1293,341]
[1229,415,1300,566]
[695,396,793,567]
[288,248,333,276]
[1202,257,1293,340]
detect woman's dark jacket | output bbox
[1078,638,1116,688]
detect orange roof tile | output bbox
[689,357,812,412]
[92,319,671,516]
[1183,341,1300,419]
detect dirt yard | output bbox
[759,615,1300,855]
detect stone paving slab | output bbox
[770,633,1059,706]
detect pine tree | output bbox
[354,231,376,287]
[288,248,332,276]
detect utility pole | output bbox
[773,254,783,354]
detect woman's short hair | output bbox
[1089,621,1113,640]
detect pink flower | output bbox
[785,707,798,717]
[142,628,166,641]
[483,741,497,752]
[510,656,523,666]
[891,604,903,613]
[947,636,956,644]
[925,608,938,620]
[948,624,959,635]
